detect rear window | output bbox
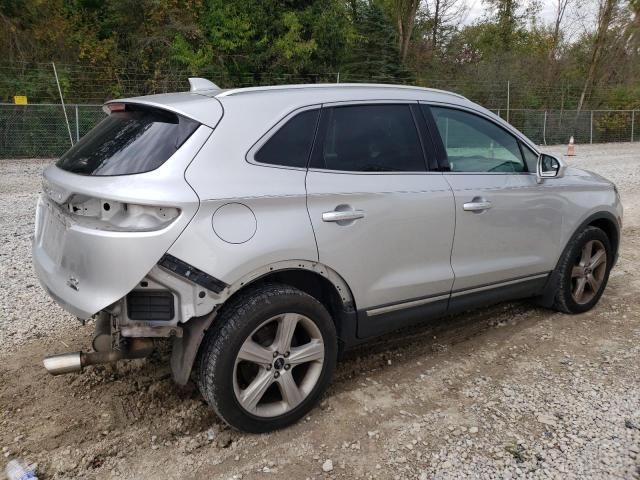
[56,105,200,176]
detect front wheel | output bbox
[553,226,612,314]
[197,284,337,433]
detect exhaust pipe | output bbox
[43,352,82,375]
[43,338,154,375]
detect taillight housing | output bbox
[65,194,180,232]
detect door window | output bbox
[310,104,426,172]
[254,109,319,168]
[429,106,525,173]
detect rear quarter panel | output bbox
[169,95,319,285]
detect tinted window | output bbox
[429,107,525,173]
[57,105,200,176]
[254,109,319,168]
[310,104,425,172]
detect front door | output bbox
[305,103,456,337]
[424,104,564,296]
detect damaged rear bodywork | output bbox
[33,125,213,319]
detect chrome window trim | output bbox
[307,168,444,176]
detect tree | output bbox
[423,0,466,52]
[482,0,540,51]
[385,0,420,64]
[344,0,407,81]
[576,0,621,113]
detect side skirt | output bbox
[354,273,549,341]
[447,273,549,316]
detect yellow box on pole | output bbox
[14,96,28,105]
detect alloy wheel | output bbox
[233,313,325,418]
[571,239,607,305]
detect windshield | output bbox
[56,105,200,176]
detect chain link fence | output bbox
[0,103,103,158]
[1,102,637,159]
[495,109,638,146]
[1,62,638,158]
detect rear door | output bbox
[422,104,563,300]
[305,102,455,337]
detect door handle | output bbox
[322,209,365,222]
[463,200,492,212]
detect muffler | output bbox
[43,338,154,375]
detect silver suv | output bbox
[34,80,622,432]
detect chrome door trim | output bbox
[449,273,549,298]
[365,272,550,317]
[366,293,450,317]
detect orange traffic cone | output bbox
[566,136,576,156]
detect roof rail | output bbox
[216,83,467,100]
[188,78,220,92]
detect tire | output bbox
[553,226,612,314]
[197,283,337,433]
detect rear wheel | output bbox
[553,226,612,314]
[197,284,337,433]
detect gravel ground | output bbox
[0,143,639,479]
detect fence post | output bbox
[75,105,80,142]
[590,110,593,144]
[632,110,635,142]
[506,80,510,123]
[336,72,340,83]
[543,111,547,145]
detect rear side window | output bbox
[429,106,525,173]
[310,104,425,172]
[56,105,200,176]
[254,109,319,168]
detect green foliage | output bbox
[171,34,214,75]
[343,0,409,81]
[273,12,318,72]
[0,0,638,109]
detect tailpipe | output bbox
[43,352,83,375]
[43,338,154,376]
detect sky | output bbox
[462,0,564,25]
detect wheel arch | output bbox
[170,261,357,385]
[537,210,620,308]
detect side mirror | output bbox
[536,154,565,182]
